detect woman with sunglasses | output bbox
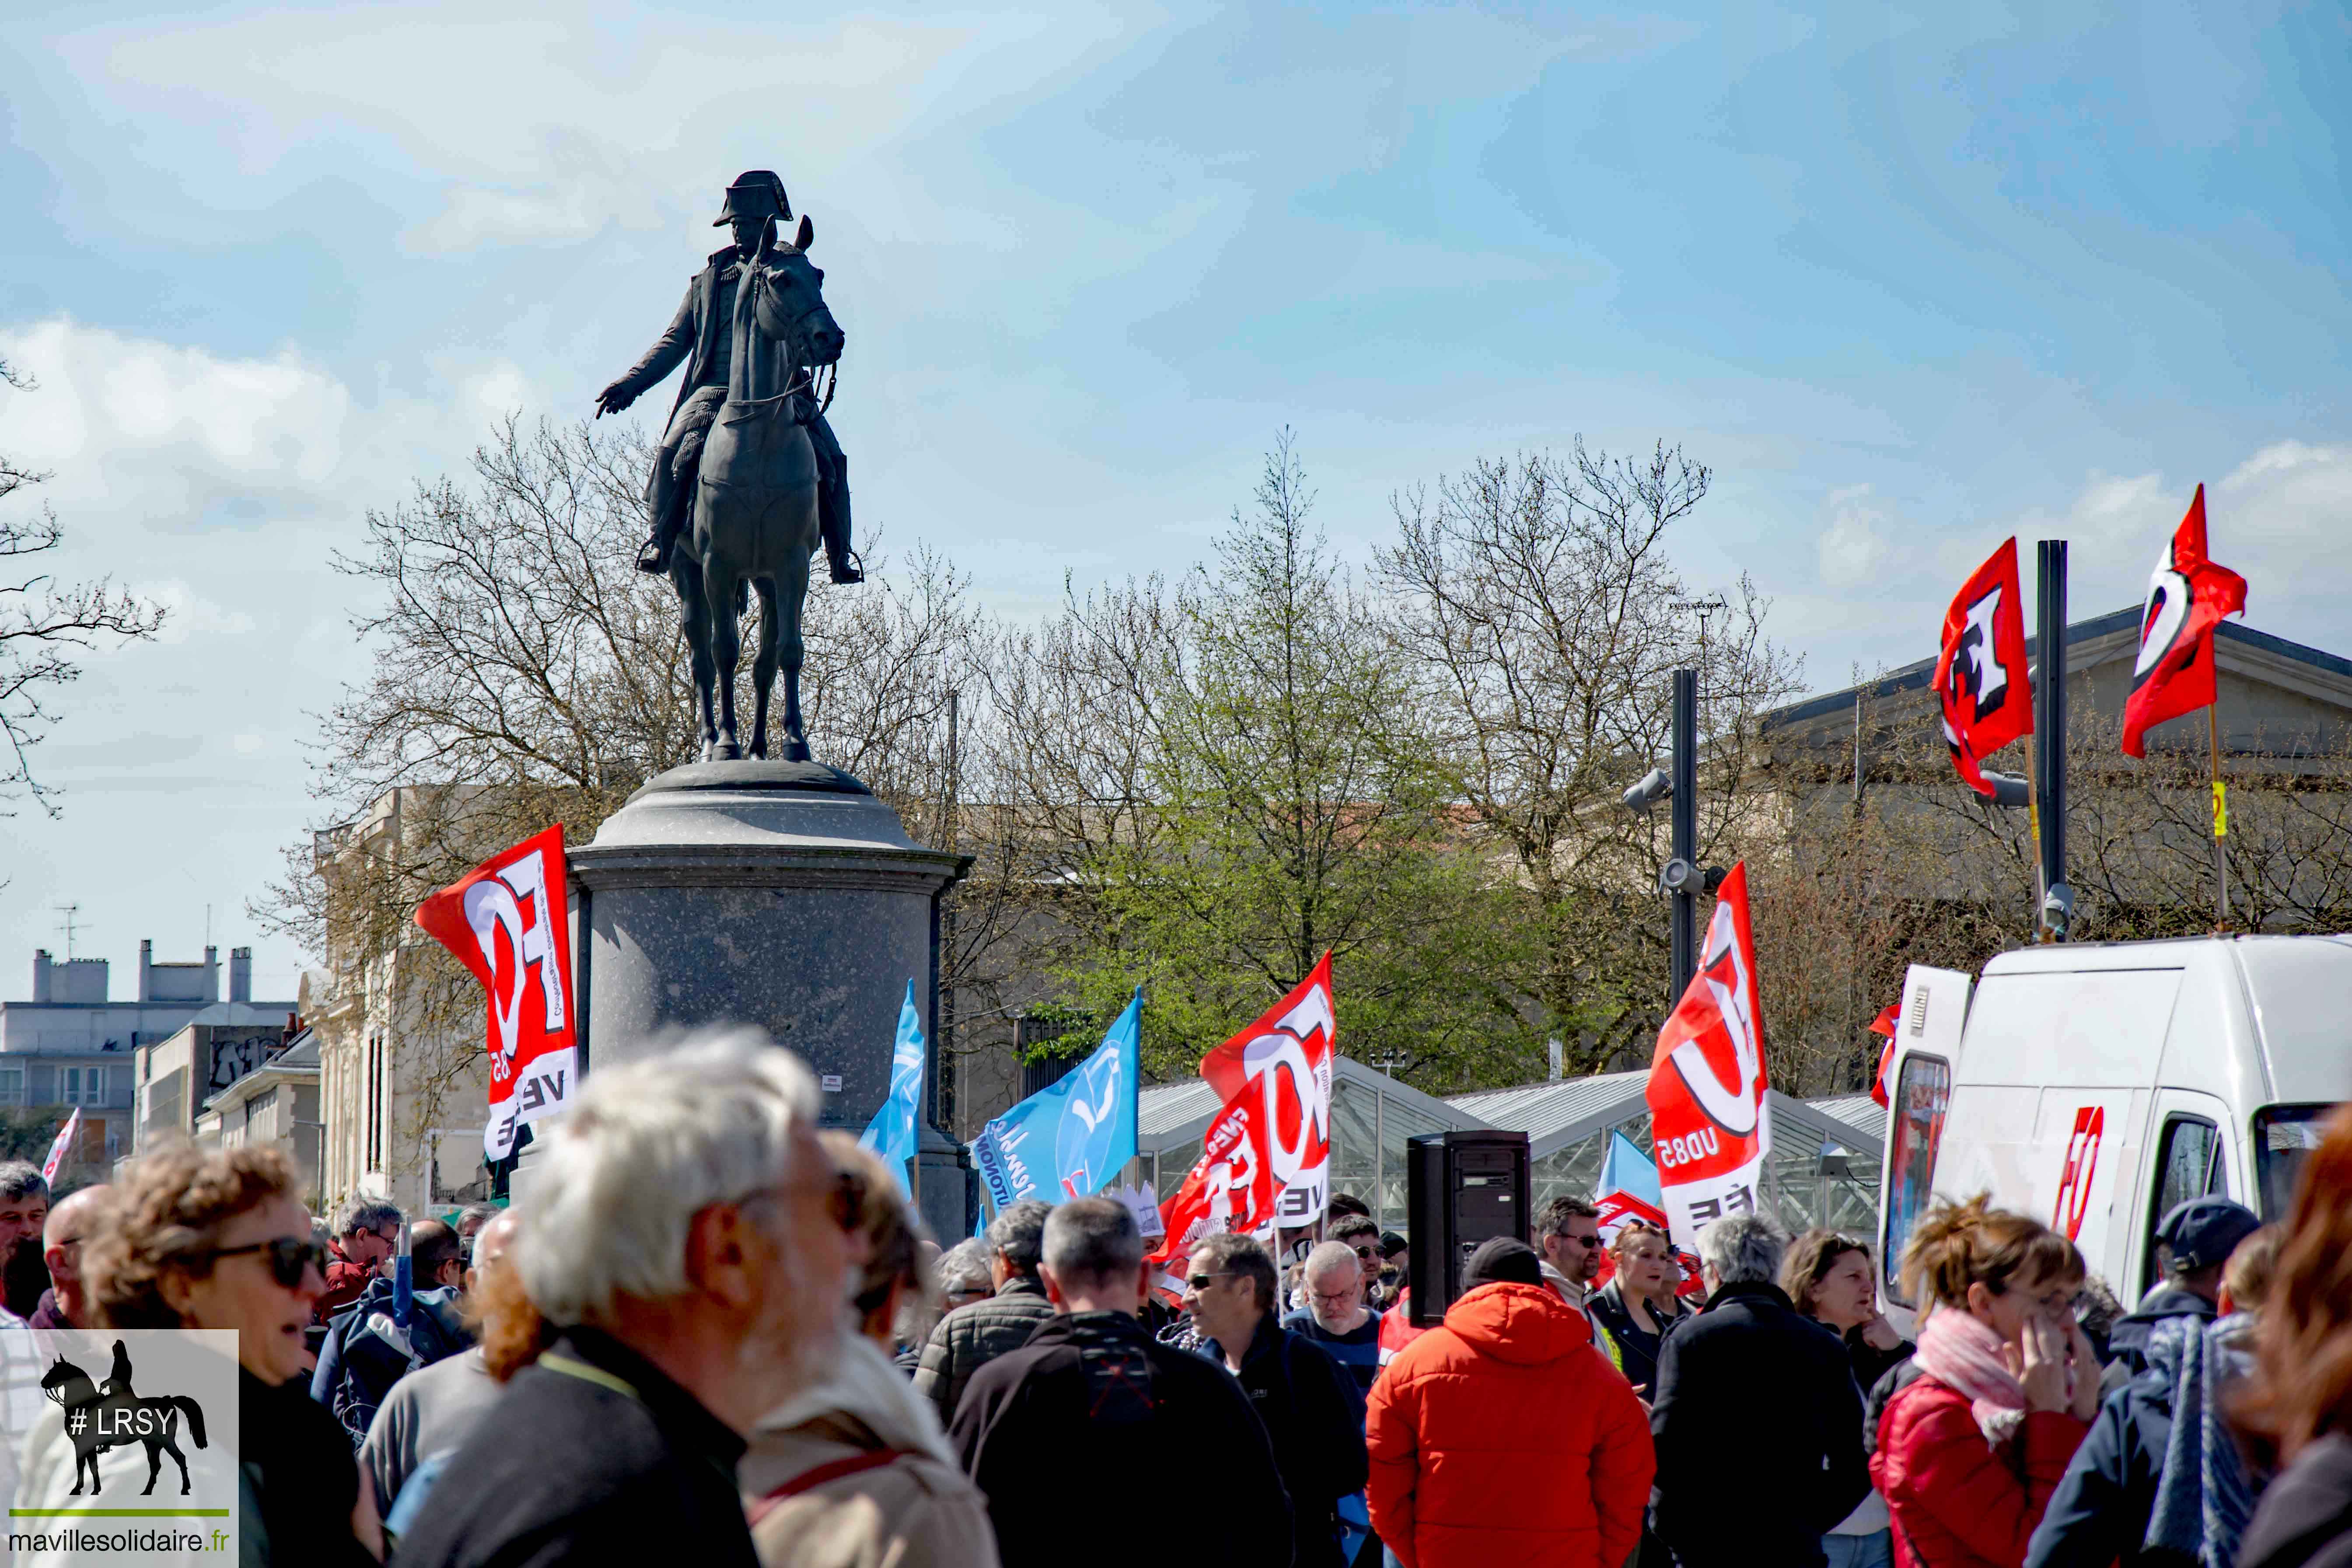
[1873,1195,2098,1568]
[85,1143,381,1565]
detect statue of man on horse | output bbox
[595,171,861,588]
[594,171,852,763]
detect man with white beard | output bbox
[392,1031,860,1568]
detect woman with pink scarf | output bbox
[1872,1197,2100,1568]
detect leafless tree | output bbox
[0,359,165,817]
[1378,443,1803,1074]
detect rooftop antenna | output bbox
[53,904,81,961]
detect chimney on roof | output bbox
[138,939,153,1002]
[31,950,50,1004]
[203,945,219,1003]
[229,948,252,1003]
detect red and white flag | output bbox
[414,826,577,1163]
[1867,1002,1900,1109]
[40,1108,81,1185]
[1933,538,2034,798]
[1151,955,1336,1282]
[2122,485,2247,758]
[1644,863,1772,1253]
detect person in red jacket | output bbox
[1367,1237,1653,1568]
[1873,1196,2100,1568]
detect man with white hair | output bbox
[1283,1240,1384,1402]
[393,1031,856,1568]
[1647,1211,1869,1568]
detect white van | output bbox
[1875,934,2352,1311]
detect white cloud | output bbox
[1816,483,1897,589]
[132,580,259,645]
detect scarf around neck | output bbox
[1915,1306,2029,1447]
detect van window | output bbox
[2144,1115,2224,1292]
[2255,1104,2337,1221]
[1882,1054,1952,1305]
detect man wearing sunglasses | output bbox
[1188,1233,1370,1568]
[318,1196,403,1325]
[953,1198,1295,1566]
[1535,1196,1606,1316]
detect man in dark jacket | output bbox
[2102,1197,2261,1394]
[914,1198,1057,1422]
[1650,1212,1870,1568]
[953,1198,1293,1567]
[392,1035,853,1568]
[2025,1313,2205,1568]
[1191,1233,1370,1568]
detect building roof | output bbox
[1137,1055,1491,1154]
[1447,1069,1650,1158]
[1762,608,2352,734]
[1808,1093,1888,1149]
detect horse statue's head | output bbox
[755,214,844,370]
[40,1356,91,1406]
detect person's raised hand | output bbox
[2018,1317,2071,1413]
[2065,1318,2103,1421]
[594,380,637,418]
[1859,1312,1904,1351]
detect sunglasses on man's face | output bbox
[1185,1272,1241,1293]
[209,1236,329,1290]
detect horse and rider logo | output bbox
[38,1340,210,1496]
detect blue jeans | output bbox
[1821,1532,1893,1568]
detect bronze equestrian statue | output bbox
[596,171,861,586]
[595,171,848,762]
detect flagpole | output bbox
[2026,752,2048,934]
[2209,704,2230,929]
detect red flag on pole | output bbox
[1197,952,1335,1230]
[413,826,577,1163]
[1150,955,1337,1286]
[1867,1003,1900,1109]
[2122,485,2247,758]
[1933,538,2034,798]
[1644,863,1771,1252]
[41,1107,81,1185]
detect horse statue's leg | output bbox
[705,557,745,760]
[776,542,814,763]
[671,557,720,762]
[143,1436,162,1494]
[748,577,780,759]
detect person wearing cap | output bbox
[1365,1236,1653,1568]
[2100,1195,2263,1397]
[2024,1218,2279,1568]
[595,171,864,586]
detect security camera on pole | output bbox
[1623,668,1728,1007]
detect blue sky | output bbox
[2,1,2346,999]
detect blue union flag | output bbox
[970,991,1140,1212]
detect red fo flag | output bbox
[2122,485,2247,758]
[413,826,577,1163]
[1867,1003,1900,1109]
[1644,863,1771,1252]
[1151,954,1337,1275]
[1933,538,2034,798]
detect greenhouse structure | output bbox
[1135,1057,1887,1238]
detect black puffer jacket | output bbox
[913,1273,1056,1423]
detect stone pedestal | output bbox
[539,760,975,1240]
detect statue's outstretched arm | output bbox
[596,282,698,417]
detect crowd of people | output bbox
[6,1029,2352,1568]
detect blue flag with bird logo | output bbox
[969,990,1140,1211]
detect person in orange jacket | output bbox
[1366,1238,1654,1568]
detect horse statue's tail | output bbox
[170,1397,207,1449]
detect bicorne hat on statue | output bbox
[714,171,792,227]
